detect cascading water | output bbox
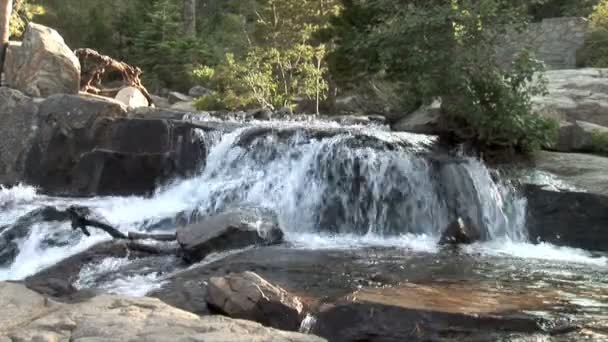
[0,119,603,282]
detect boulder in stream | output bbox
[438,217,479,246]
[177,207,284,263]
[207,271,306,331]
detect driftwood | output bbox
[128,232,177,242]
[126,241,179,256]
[74,48,153,105]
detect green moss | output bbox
[591,131,608,155]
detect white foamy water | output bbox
[0,120,606,284]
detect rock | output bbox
[329,115,371,126]
[188,85,213,98]
[115,86,150,109]
[553,120,608,152]
[168,91,193,104]
[207,272,305,331]
[177,207,284,263]
[249,108,273,120]
[524,184,608,252]
[530,151,608,196]
[313,284,572,342]
[276,106,293,116]
[438,217,479,246]
[0,282,325,342]
[24,241,165,298]
[0,87,39,186]
[150,94,171,109]
[4,23,80,97]
[23,95,206,196]
[533,69,608,127]
[392,100,442,134]
[170,100,197,112]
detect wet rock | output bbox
[25,241,172,299]
[3,23,80,97]
[313,301,553,342]
[188,85,213,98]
[115,86,150,109]
[0,87,39,186]
[177,207,284,263]
[168,91,193,104]
[207,272,305,331]
[524,184,608,252]
[249,108,273,120]
[24,97,205,196]
[0,282,325,342]
[439,217,479,246]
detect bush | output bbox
[443,54,558,152]
[578,0,608,67]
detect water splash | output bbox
[0,119,603,281]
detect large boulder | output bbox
[207,272,306,331]
[22,95,206,196]
[0,87,39,186]
[115,86,150,109]
[0,282,325,342]
[552,120,608,153]
[530,151,608,196]
[533,69,608,127]
[524,184,608,252]
[4,23,80,97]
[177,207,284,263]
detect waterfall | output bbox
[0,120,531,280]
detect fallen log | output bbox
[128,232,177,242]
[74,48,153,105]
[127,241,179,256]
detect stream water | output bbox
[0,118,606,340]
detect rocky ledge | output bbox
[0,282,323,342]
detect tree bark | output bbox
[0,0,13,82]
[184,0,196,38]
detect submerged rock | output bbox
[25,241,174,299]
[4,23,80,97]
[177,207,284,263]
[207,272,305,331]
[0,282,324,342]
[439,217,479,246]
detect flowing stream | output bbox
[0,118,606,339]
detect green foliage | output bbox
[591,131,608,155]
[528,0,598,21]
[194,45,328,111]
[10,0,45,38]
[327,0,555,151]
[578,1,608,67]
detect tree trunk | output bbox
[0,0,13,82]
[184,0,196,38]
